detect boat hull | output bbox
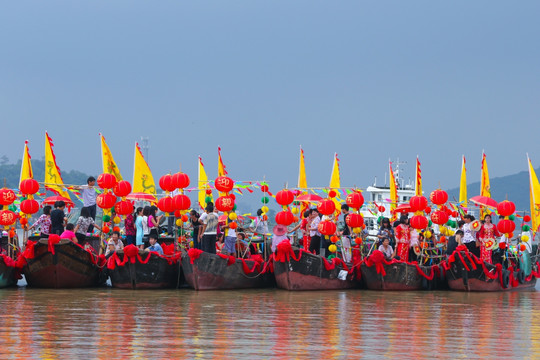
[361,262,431,291]
[0,257,18,288]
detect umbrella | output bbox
[126,192,157,202]
[42,196,74,208]
[295,194,323,203]
[469,196,498,208]
[393,204,411,213]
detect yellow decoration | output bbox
[291,207,299,215]
[353,227,362,234]
[229,213,237,220]
[113,216,121,224]
[189,241,194,248]
[262,206,269,214]
[176,219,183,226]
[440,227,447,236]
[328,244,337,253]
[424,230,432,239]
[522,235,530,242]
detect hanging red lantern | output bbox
[425,206,432,214]
[345,213,364,228]
[97,173,117,189]
[260,184,269,193]
[330,235,339,243]
[229,222,238,230]
[159,174,176,192]
[346,192,364,209]
[96,193,117,209]
[317,199,336,215]
[497,200,516,217]
[173,194,191,211]
[318,221,337,236]
[524,215,531,223]
[410,215,428,230]
[19,217,28,226]
[276,190,295,206]
[19,179,40,195]
[409,196,428,212]
[20,199,40,215]
[0,189,16,206]
[451,211,459,218]
[215,195,235,212]
[497,219,515,234]
[114,200,133,216]
[113,180,132,198]
[378,206,385,213]
[0,210,16,226]
[429,190,448,205]
[102,225,110,234]
[172,172,190,189]
[431,210,449,225]
[215,176,234,193]
[205,189,212,195]
[181,214,189,222]
[275,211,294,226]
[328,190,337,198]
[158,197,175,213]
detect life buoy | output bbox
[501,270,510,289]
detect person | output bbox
[189,210,201,249]
[199,203,219,254]
[134,207,144,250]
[308,209,322,255]
[378,237,394,261]
[147,234,164,255]
[446,229,464,255]
[60,223,78,243]
[377,218,395,247]
[250,209,269,235]
[124,206,136,246]
[142,206,151,247]
[478,214,500,263]
[74,206,102,246]
[50,201,67,235]
[462,215,480,257]
[222,216,238,255]
[271,224,292,252]
[28,205,52,238]
[393,216,411,261]
[76,176,97,234]
[147,206,163,239]
[105,231,124,256]
[339,204,353,262]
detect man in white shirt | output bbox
[462,215,480,257]
[199,203,219,254]
[77,176,97,234]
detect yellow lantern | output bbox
[291,207,299,215]
[189,241,194,248]
[328,244,337,253]
[113,216,121,224]
[261,206,269,214]
[424,230,432,239]
[353,227,362,234]
[229,212,238,221]
[176,219,183,226]
[522,235,530,242]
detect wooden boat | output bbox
[107,245,181,289]
[21,237,106,288]
[0,255,18,288]
[445,248,537,292]
[272,242,359,291]
[181,249,271,290]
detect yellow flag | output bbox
[44,132,71,199]
[217,147,228,197]
[100,134,122,181]
[415,156,422,196]
[329,153,342,214]
[480,153,491,219]
[459,156,467,206]
[19,141,33,185]
[199,156,212,210]
[528,156,540,234]
[298,147,307,189]
[132,143,156,194]
[389,161,398,220]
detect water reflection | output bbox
[0,287,540,359]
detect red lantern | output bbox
[97,173,117,189]
[328,190,337,198]
[19,179,40,195]
[215,176,234,193]
[19,217,28,226]
[174,210,182,218]
[276,190,295,206]
[524,215,531,223]
[409,196,428,212]
[330,235,339,243]
[318,221,337,236]
[181,214,189,222]
[0,210,16,226]
[158,197,175,213]
[451,211,459,218]
[317,199,336,216]
[102,225,110,234]
[497,200,515,217]
[431,210,449,225]
[499,242,507,250]
[430,190,448,205]
[113,226,120,233]
[425,206,431,214]
[114,200,133,216]
[0,189,16,206]
[497,219,515,234]
[96,193,117,209]
[378,206,385,213]
[113,180,132,198]
[173,194,191,211]
[346,192,364,209]
[345,213,364,228]
[20,199,39,215]
[215,195,235,212]
[260,184,269,193]
[275,211,294,226]
[229,222,238,230]
[172,172,190,189]
[159,174,176,192]
[410,215,428,230]
[205,189,212,195]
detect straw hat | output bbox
[272,224,288,236]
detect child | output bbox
[147,234,164,255]
[60,223,78,243]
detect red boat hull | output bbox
[361,262,427,291]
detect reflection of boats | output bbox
[107,245,181,289]
[181,249,271,290]
[0,255,18,288]
[273,242,359,291]
[445,248,538,292]
[21,238,106,288]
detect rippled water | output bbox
[1,283,540,359]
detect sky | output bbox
[1,1,539,195]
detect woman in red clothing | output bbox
[477,214,500,264]
[393,216,411,261]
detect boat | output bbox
[20,236,107,288]
[107,244,181,289]
[181,248,271,290]
[444,246,538,292]
[0,254,19,288]
[272,241,360,291]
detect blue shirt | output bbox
[148,242,164,255]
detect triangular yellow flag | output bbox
[100,134,123,181]
[459,156,467,206]
[44,132,71,199]
[199,156,212,210]
[480,152,491,218]
[19,141,33,185]
[329,153,342,214]
[298,147,307,189]
[389,161,398,220]
[132,143,156,194]
[217,147,228,197]
[528,156,540,234]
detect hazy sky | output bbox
[1,1,539,194]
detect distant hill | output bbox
[446,168,538,212]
